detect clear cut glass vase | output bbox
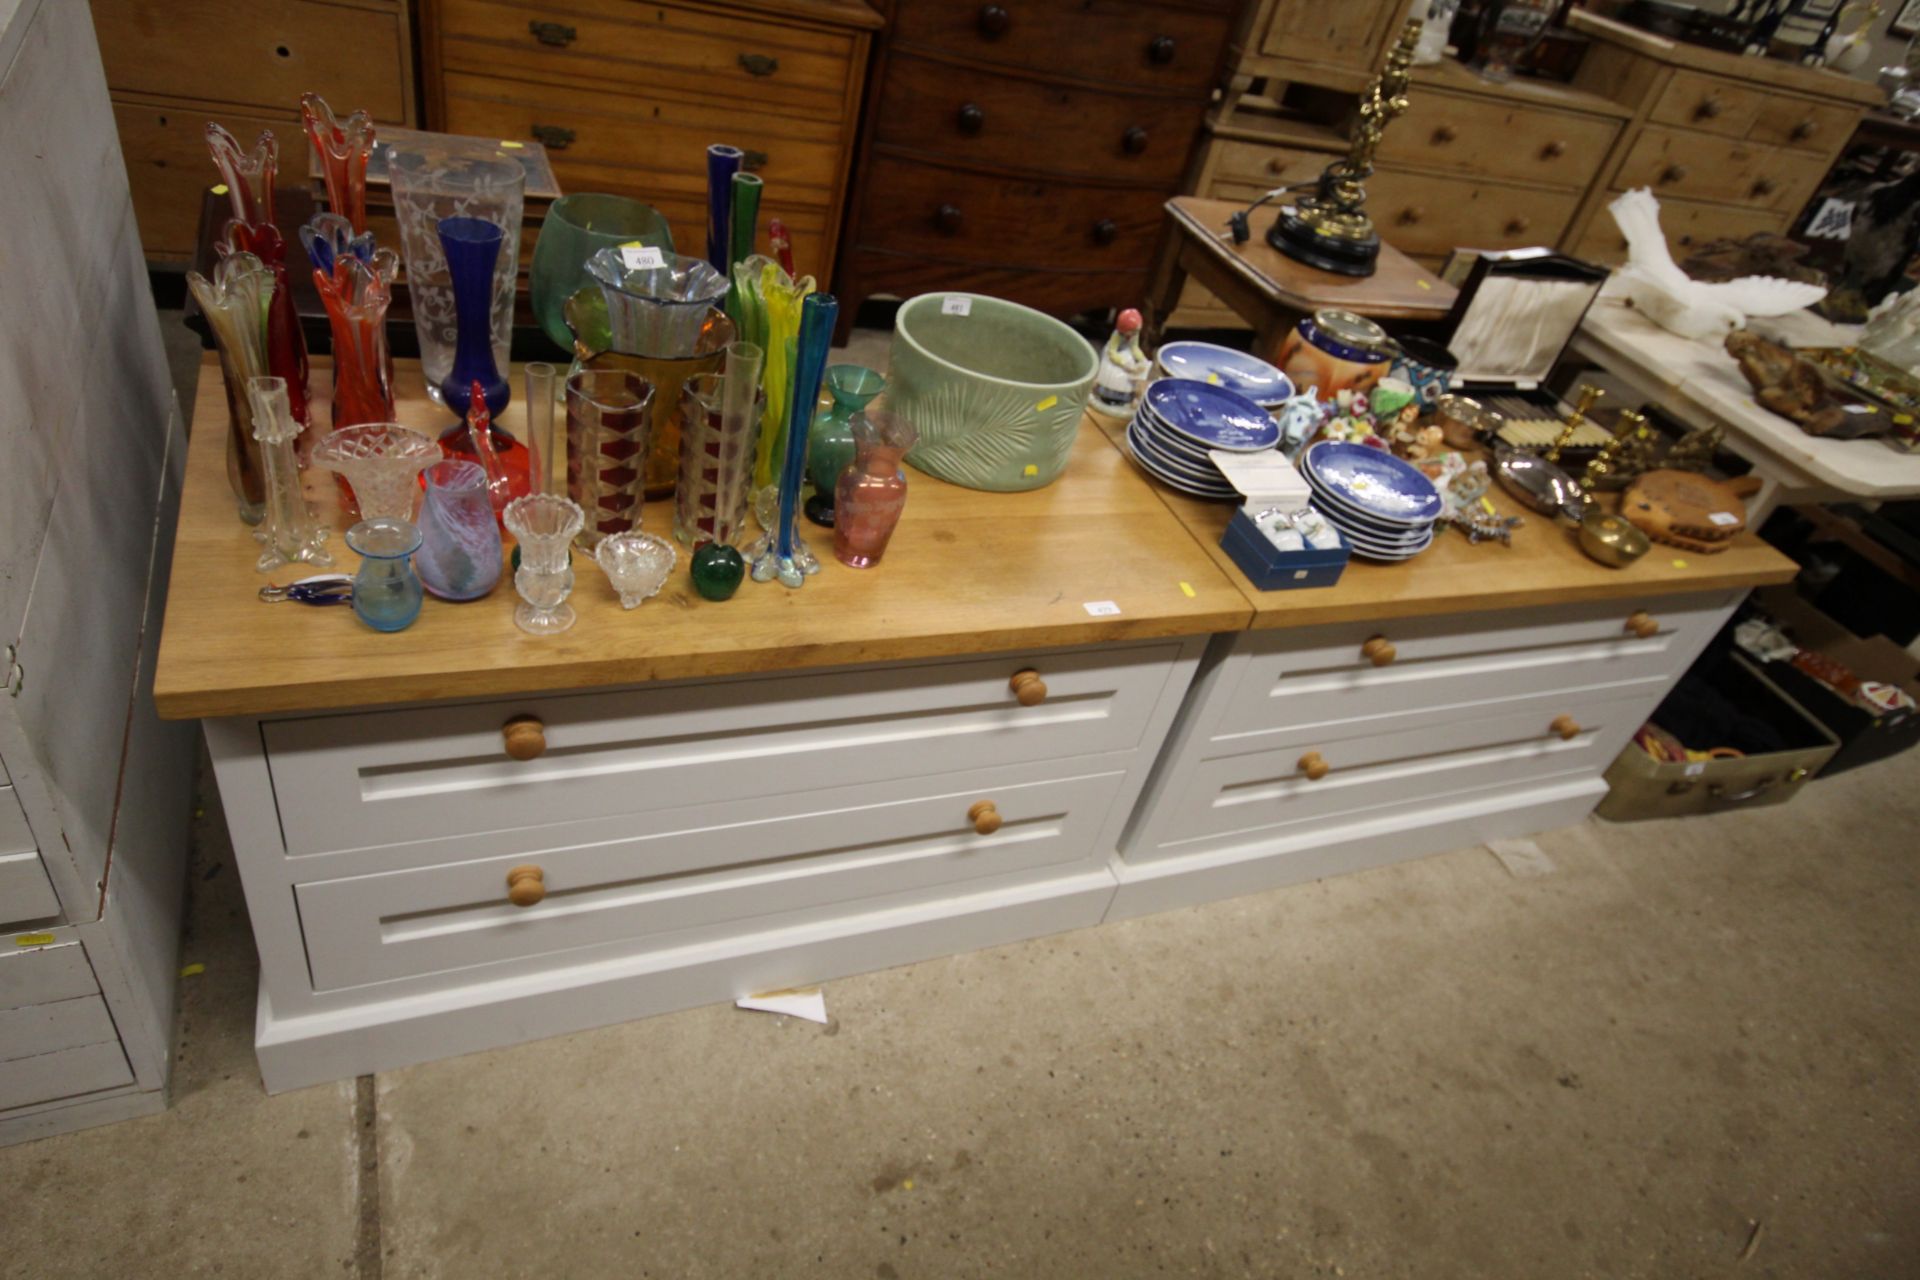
[505,494,585,635]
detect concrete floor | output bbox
[5,315,1916,1277]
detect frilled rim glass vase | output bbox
[312,423,439,522]
[505,494,585,636]
[301,93,375,235]
[530,193,674,353]
[312,256,396,430]
[187,252,274,525]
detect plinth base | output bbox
[1268,211,1380,278]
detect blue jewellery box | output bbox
[1220,508,1349,591]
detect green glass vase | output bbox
[804,365,886,527]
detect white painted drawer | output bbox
[296,768,1127,991]
[1210,594,1733,749]
[0,1041,133,1112]
[0,943,97,1010]
[0,785,32,853]
[1145,687,1641,856]
[0,994,117,1064]
[0,787,57,927]
[265,644,1181,857]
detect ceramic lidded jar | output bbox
[1275,309,1394,399]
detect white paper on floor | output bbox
[1487,838,1556,879]
[736,987,829,1023]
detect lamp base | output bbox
[1268,210,1381,278]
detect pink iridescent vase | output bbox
[833,410,918,569]
[415,459,503,601]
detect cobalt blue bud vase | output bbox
[438,216,511,419]
[705,144,743,274]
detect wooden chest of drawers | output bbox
[1561,10,1880,266]
[422,0,881,289]
[833,0,1236,336]
[91,0,418,263]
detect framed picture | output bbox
[1896,0,1920,37]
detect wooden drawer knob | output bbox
[1694,97,1723,120]
[503,715,546,760]
[1506,217,1531,236]
[978,4,1010,37]
[1432,123,1458,144]
[1397,206,1424,225]
[957,102,985,135]
[1550,714,1581,741]
[935,203,964,234]
[506,865,546,907]
[1626,610,1659,639]
[1659,164,1688,185]
[1298,751,1331,781]
[1791,119,1817,141]
[1148,34,1175,64]
[1751,177,1776,197]
[1541,139,1567,159]
[1360,636,1396,667]
[968,800,1003,835]
[1122,125,1149,155]
[1009,668,1048,706]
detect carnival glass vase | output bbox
[747,291,837,588]
[300,93,375,234]
[834,410,919,569]
[187,252,274,524]
[312,256,396,429]
[505,494,585,635]
[388,150,524,404]
[347,518,425,632]
[565,369,655,547]
[415,459,503,601]
[438,217,512,418]
[245,376,331,572]
[804,365,885,527]
[312,423,439,521]
[530,194,674,353]
[675,341,765,547]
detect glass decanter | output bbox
[833,410,919,569]
[245,376,331,573]
[804,364,886,527]
[505,494,585,635]
[312,423,439,522]
[415,459,502,601]
[346,518,424,632]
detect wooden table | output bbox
[1573,297,1920,516]
[1144,195,1459,356]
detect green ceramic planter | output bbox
[889,293,1099,492]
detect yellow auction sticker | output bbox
[14,933,55,947]
[210,184,229,196]
[1034,395,1059,412]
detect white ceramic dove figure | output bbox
[1608,188,1827,341]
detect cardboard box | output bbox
[1750,587,1920,777]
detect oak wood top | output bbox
[1168,197,1459,322]
[1410,58,1633,120]
[1092,416,1798,630]
[152,356,1251,720]
[1568,10,1883,106]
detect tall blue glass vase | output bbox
[705,144,743,274]
[747,292,836,588]
[438,216,511,419]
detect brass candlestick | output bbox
[1268,19,1422,278]
[1546,385,1604,464]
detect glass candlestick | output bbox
[312,423,439,522]
[245,376,332,572]
[523,362,561,496]
[504,493,585,635]
[747,291,837,588]
[346,518,424,632]
[834,409,919,569]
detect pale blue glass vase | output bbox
[347,518,425,631]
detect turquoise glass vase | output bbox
[804,364,885,527]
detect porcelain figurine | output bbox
[1274,386,1325,459]
[1092,309,1152,413]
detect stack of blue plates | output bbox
[1152,342,1295,409]
[1124,378,1279,501]
[1298,442,1441,563]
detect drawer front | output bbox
[435,0,860,123]
[1571,193,1783,266]
[0,1041,134,1113]
[1212,595,1732,747]
[854,154,1167,269]
[891,0,1229,94]
[1255,0,1405,72]
[296,768,1125,990]
[0,852,59,929]
[1366,170,1580,258]
[1159,688,1637,852]
[94,0,410,119]
[114,98,301,261]
[1381,90,1619,191]
[265,644,1183,856]
[837,246,1149,321]
[1208,139,1339,189]
[0,944,97,1011]
[1649,70,1763,139]
[438,70,847,211]
[0,995,119,1066]
[1747,95,1856,153]
[872,52,1202,186]
[1613,126,1828,213]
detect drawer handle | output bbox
[1122,125,1148,155]
[1751,177,1776,197]
[1298,751,1331,782]
[742,148,768,171]
[528,20,576,47]
[503,715,547,760]
[1707,778,1776,804]
[1550,714,1582,741]
[1148,35,1176,64]
[1658,164,1688,185]
[957,102,985,135]
[1360,635,1396,667]
[739,52,779,77]
[506,865,546,908]
[1694,97,1723,120]
[1009,668,1048,706]
[1505,217,1531,236]
[530,124,574,151]
[1791,119,1817,141]
[968,800,1003,835]
[1397,206,1423,226]
[1092,219,1118,246]
[1626,610,1659,640]
[1541,139,1567,159]
[978,4,1010,37]
[935,203,964,234]
[1431,124,1458,144]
